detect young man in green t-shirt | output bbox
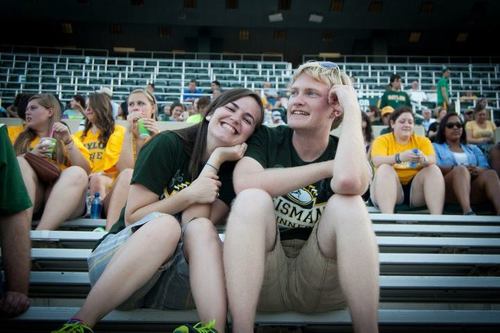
[379,73,411,110]
[224,62,379,333]
[436,67,451,110]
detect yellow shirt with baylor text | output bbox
[73,125,126,178]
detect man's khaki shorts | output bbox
[257,222,346,313]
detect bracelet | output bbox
[395,153,401,164]
[205,162,219,172]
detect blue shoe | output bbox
[173,319,218,333]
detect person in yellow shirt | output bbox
[11,94,90,230]
[465,98,496,154]
[370,107,445,214]
[73,93,126,213]
[103,89,160,229]
[7,124,25,142]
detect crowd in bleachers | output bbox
[1,56,500,332]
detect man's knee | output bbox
[327,194,365,210]
[231,188,273,217]
[228,188,276,233]
[325,194,369,227]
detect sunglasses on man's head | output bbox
[316,61,340,70]
[445,122,463,129]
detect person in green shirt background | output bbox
[437,67,451,111]
[379,74,412,110]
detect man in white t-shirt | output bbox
[97,87,120,119]
[407,80,428,112]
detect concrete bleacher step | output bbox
[49,213,500,231]
[10,305,500,326]
[30,230,500,254]
[28,248,500,271]
[3,212,499,330]
[26,271,500,302]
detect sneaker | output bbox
[51,321,94,333]
[173,319,218,333]
[465,210,476,215]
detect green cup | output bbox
[137,118,150,139]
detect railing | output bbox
[0,45,285,62]
[303,54,500,65]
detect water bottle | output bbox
[90,192,103,219]
[409,149,419,168]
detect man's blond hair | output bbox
[290,61,352,129]
[291,61,352,87]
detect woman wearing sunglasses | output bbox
[433,113,500,215]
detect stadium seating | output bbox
[1,213,499,332]
[1,51,498,120]
[1,49,500,331]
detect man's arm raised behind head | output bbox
[330,85,371,195]
[233,156,333,197]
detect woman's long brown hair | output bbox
[80,93,115,145]
[173,88,263,179]
[14,94,66,165]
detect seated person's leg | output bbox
[470,169,500,215]
[36,166,88,230]
[410,165,444,214]
[70,214,181,328]
[89,173,114,199]
[443,165,472,214]
[183,218,226,332]
[104,168,134,230]
[315,194,379,333]
[370,164,402,213]
[224,188,276,333]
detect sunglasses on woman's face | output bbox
[445,122,463,129]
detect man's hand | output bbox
[328,85,358,118]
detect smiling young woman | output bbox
[51,88,263,333]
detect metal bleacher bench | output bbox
[2,213,500,332]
